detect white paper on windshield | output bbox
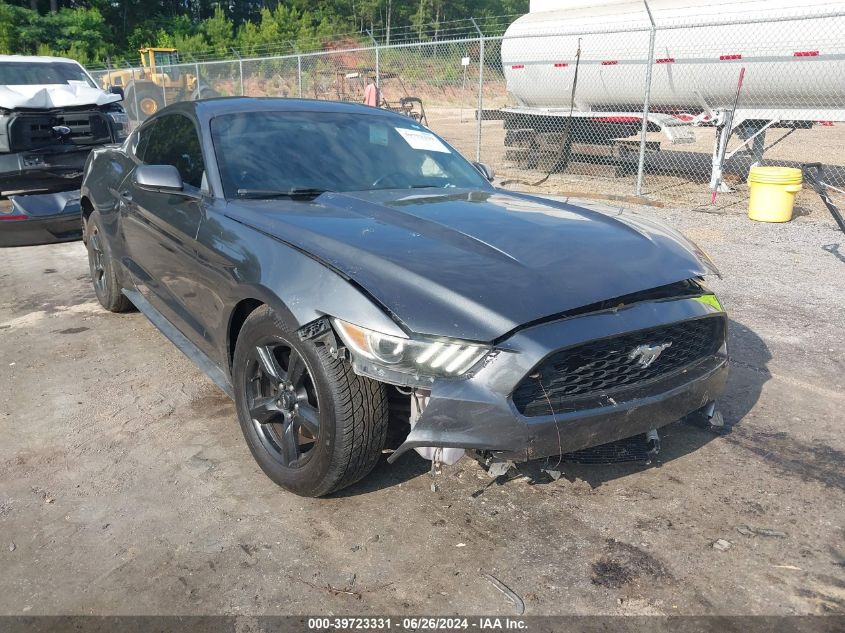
[395,127,450,153]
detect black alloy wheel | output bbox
[88,229,107,296]
[246,341,321,468]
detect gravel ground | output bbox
[0,201,843,616]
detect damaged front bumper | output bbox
[388,296,728,464]
[0,145,93,193]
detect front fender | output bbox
[203,210,408,373]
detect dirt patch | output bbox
[53,327,90,335]
[591,539,672,589]
[725,429,845,491]
[188,383,235,419]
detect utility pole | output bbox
[386,0,392,45]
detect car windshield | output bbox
[210,110,489,198]
[0,61,95,87]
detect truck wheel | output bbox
[86,211,131,313]
[232,306,388,497]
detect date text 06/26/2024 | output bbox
[307,617,528,630]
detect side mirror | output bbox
[109,85,125,100]
[472,161,495,182]
[134,165,186,194]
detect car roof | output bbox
[163,97,409,125]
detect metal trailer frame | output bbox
[503,104,845,190]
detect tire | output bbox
[125,84,163,121]
[123,85,137,120]
[191,85,219,101]
[86,211,132,313]
[233,306,388,497]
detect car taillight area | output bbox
[8,110,112,151]
[512,315,727,416]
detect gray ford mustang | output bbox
[80,98,728,496]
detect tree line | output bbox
[0,1,527,65]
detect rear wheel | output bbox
[86,211,131,313]
[233,306,388,497]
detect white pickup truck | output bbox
[0,55,129,196]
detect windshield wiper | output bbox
[236,187,328,199]
[371,184,446,191]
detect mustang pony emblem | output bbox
[628,342,672,368]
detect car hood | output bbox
[225,188,714,342]
[0,84,120,110]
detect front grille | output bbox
[513,316,725,416]
[9,111,111,151]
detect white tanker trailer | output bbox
[500,0,845,186]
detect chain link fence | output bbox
[88,5,845,213]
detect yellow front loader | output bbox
[102,48,218,121]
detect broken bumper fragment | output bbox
[0,191,82,247]
[388,295,728,463]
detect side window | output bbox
[133,121,155,163]
[142,114,205,189]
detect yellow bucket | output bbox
[747,166,803,223]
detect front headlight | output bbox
[333,319,492,386]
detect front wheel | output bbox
[232,306,388,496]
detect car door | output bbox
[120,112,210,348]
